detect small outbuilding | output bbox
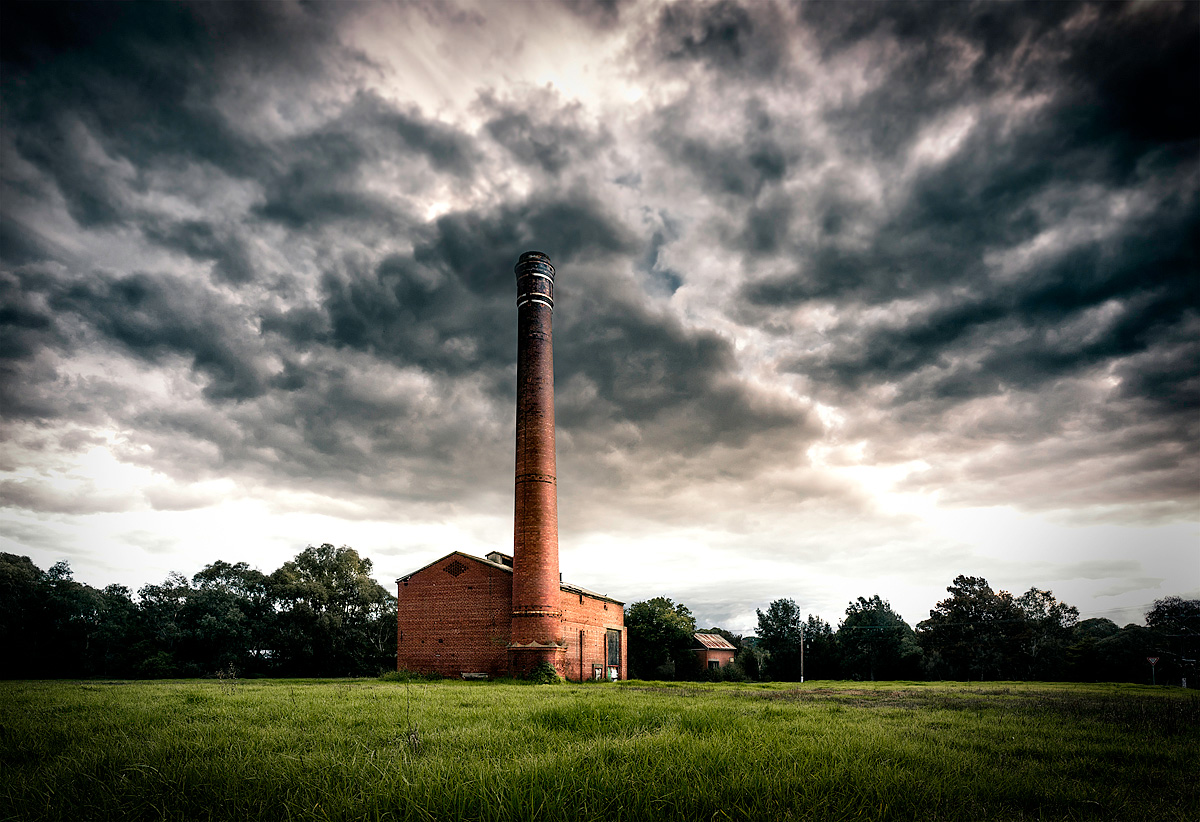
[693,632,737,671]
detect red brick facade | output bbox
[396,553,514,678]
[559,582,628,681]
[693,632,737,671]
[397,551,625,680]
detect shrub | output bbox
[701,661,748,682]
[527,662,562,684]
[379,669,441,682]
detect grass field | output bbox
[1,678,1196,821]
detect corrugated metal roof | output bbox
[694,632,737,650]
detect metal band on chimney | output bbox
[515,252,554,311]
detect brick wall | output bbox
[696,648,737,669]
[512,292,561,652]
[560,588,626,681]
[397,551,626,681]
[396,554,512,677]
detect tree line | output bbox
[5,551,1194,685]
[0,545,396,679]
[625,576,1198,686]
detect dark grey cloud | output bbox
[1,0,1195,618]
[783,188,1198,402]
[726,3,1196,457]
[254,92,479,230]
[296,186,638,382]
[800,1,1197,158]
[50,270,269,401]
[482,90,611,177]
[652,98,795,201]
[557,0,631,29]
[652,0,792,79]
[0,1,345,198]
[0,269,55,362]
[557,287,807,452]
[141,220,257,285]
[799,1,1070,158]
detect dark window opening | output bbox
[708,660,720,670]
[606,629,621,668]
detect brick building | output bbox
[693,632,737,671]
[396,550,625,680]
[396,252,626,680]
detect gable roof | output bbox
[396,550,512,581]
[397,550,624,605]
[693,632,737,651]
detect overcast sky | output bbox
[2,0,1196,634]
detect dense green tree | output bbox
[917,575,1026,680]
[1145,597,1199,685]
[37,561,108,677]
[2,556,137,677]
[135,572,194,676]
[837,595,921,681]
[1074,617,1121,642]
[756,598,805,680]
[269,544,397,676]
[1065,617,1121,681]
[191,561,275,674]
[194,560,271,602]
[1015,587,1078,680]
[1094,624,1160,684]
[0,553,49,677]
[0,556,142,678]
[734,644,764,680]
[0,547,398,679]
[87,584,141,677]
[1145,597,1200,634]
[625,597,696,680]
[800,615,839,680]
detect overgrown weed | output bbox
[215,662,238,695]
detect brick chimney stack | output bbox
[510,251,565,675]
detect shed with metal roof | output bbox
[693,632,737,671]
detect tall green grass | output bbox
[1,679,1195,821]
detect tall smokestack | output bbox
[510,250,564,674]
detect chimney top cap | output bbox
[514,251,555,285]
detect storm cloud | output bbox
[1,0,1195,631]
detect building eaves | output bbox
[560,581,624,607]
[396,550,511,582]
[396,550,624,605]
[693,632,737,650]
